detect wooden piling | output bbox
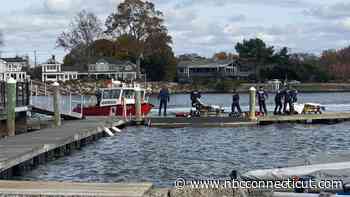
[52,82,61,127]
[249,86,257,121]
[6,78,16,136]
[135,86,142,122]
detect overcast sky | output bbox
[0,0,350,63]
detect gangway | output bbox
[30,80,84,120]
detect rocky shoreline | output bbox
[59,80,350,95]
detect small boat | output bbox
[73,81,153,117]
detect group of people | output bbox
[232,86,298,116]
[157,85,299,117]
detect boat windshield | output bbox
[122,89,135,99]
[102,89,121,99]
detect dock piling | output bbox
[6,78,16,136]
[135,86,142,122]
[52,82,61,127]
[249,87,257,121]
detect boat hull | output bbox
[73,103,153,117]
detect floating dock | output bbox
[0,180,152,197]
[146,112,350,128]
[0,117,127,178]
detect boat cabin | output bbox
[99,87,148,107]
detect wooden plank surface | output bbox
[0,180,152,197]
[0,117,126,172]
[146,112,350,128]
[146,116,258,128]
[259,112,350,122]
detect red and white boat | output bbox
[73,81,153,117]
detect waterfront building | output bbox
[177,57,255,83]
[0,57,30,82]
[84,58,138,81]
[41,56,78,82]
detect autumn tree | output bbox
[321,47,350,80]
[105,0,176,81]
[57,10,103,68]
[213,52,228,60]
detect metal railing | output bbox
[30,81,83,118]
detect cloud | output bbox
[2,0,350,62]
[174,0,311,9]
[44,0,82,13]
[305,2,350,19]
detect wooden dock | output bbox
[0,117,126,178]
[146,112,350,128]
[146,116,257,128]
[0,180,152,197]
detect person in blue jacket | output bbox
[231,89,242,113]
[256,86,269,115]
[158,86,170,116]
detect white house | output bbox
[41,56,78,82]
[0,57,29,82]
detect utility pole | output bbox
[34,50,37,67]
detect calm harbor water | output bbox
[21,93,350,187]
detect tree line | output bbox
[213,38,346,83]
[56,0,350,83]
[57,0,177,81]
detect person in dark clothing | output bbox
[256,86,268,115]
[274,89,283,115]
[288,88,298,114]
[158,87,170,116]
[96,89,102,107]
[190,90,201,108]
[291,88,298,103]
[231,89,242,113]
[282,86,293,114]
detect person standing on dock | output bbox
[256,86,268,115]
[231,89,242,114]
[190,90,201,108]
[96,88,102,107]
[158,86,170,116]
[283,86,293,114]
[274,89,283,115]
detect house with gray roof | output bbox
[177,57,255,83]
[85,57,137,81]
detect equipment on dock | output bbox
[73,81,153,117]
[190,99,224,117]
[294,103,326,114]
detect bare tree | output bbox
[57,10,103,51]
